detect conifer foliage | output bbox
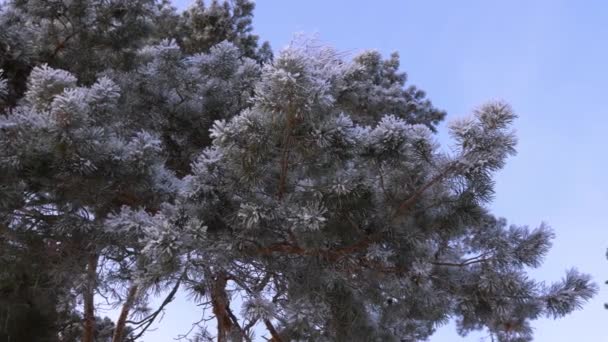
[0,1,596,342]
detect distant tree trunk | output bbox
[112,284,138,342]
[82,253,98,342]
[211,272,233,342]
[264,319,283,342]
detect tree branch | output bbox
[128,275,183,341]
[432,256,493,267]
[263,319,282,342]
[393,162,458,218]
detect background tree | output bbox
[0,0,267,340]
[177,0,272,63]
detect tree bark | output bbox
[264,319,283,342]
[112,284,138,342]
[211,272,233,342]
[82,253,98,342]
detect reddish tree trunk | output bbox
[112,284,138,342]
[264,319,283,342]
[212,273,233,342]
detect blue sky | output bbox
[140,1,608,340]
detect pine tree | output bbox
[0,2,596,342]
[0,1,266,341]
[137,42,592,342]
[178,0,272,63]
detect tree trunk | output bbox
[112,284,138,342]
[264,319,283,342]
[82,253,98,342]
[211,272,233,342]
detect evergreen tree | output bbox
[178,0,272,63]
[0,1,267,341]
[0,232,70,342]
[127,42,592,342]
[0,2,596,342]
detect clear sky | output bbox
[140,1,608,340]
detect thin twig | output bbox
[128,274,183,340]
